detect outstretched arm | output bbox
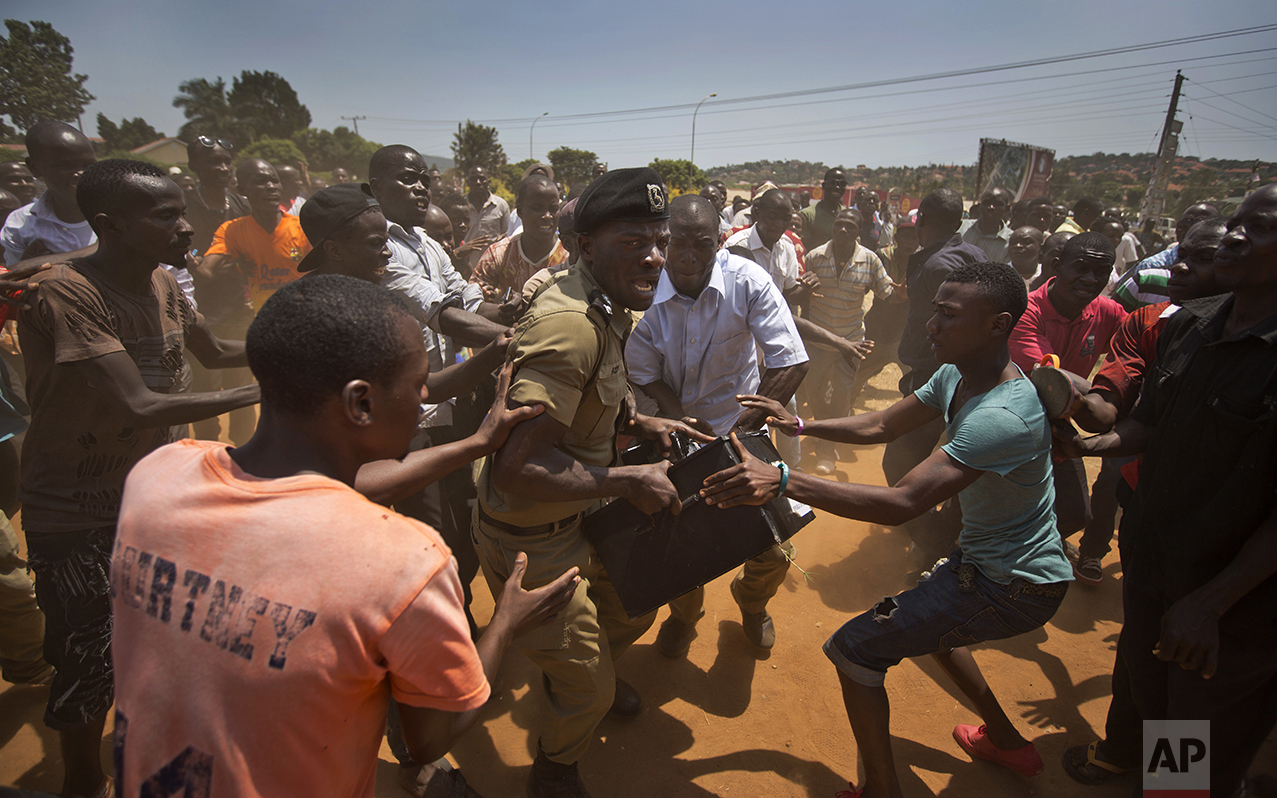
[735,392,939,445]
[74,350,259,428]
[700,432,981,527]
[355,361,540,506]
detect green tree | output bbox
[547,147,598,190]
[502,158,537,191]
[173,77,247,146]
[451,120,505,175]
[228,70,311,141]
[649,158,706,194]
[0,20,94,132]
[290,126,380,175]
[96,113,163,152]
[239,137,308,169]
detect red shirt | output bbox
[1010,279,1128,377]
[1091,301,1174,418]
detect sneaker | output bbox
[952,724,1044,776]
[815,460,835,476]
[1075,556,1103,584]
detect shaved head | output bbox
[670,194,718,236]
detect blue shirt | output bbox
[915,364,1073,585]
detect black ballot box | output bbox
[583,431,815,619]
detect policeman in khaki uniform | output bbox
[473,168,710,798]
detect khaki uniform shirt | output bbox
[476,266,632,526]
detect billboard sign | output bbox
[975,139,1055,201]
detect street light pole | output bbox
[530,112,549,161]
[690,93,716,189]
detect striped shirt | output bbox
[803,240,893,345]
[959,219,1011,264]
[1111,267,1171,312]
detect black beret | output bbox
[297,184,380,272]
[573,167,669,234]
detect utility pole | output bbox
[341,115,366,136]
[1138,71,1184,227]
[690,93,716,189]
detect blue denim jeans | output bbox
[823,549,1067,686]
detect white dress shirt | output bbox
[722,225,800,293]
[626,250,807,435]
[382,220,485,427]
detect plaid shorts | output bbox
[27,525,116,730]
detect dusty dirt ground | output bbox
[2,362,1273,797]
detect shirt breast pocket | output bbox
[706,330,754,384]
[1205,391,1277,462]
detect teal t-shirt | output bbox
[914,363,1073,585]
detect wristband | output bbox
[787,416,804,437]
[776,461,790,498]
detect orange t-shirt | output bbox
[206,214,310,311]
[111,440,488,798]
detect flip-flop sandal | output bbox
[1030,357,1092,420]
[834,784,863,797]
[1061,741,1131,785]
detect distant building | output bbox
[130,137,188,167]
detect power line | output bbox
[363,33,1277,129]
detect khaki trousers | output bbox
[473,508,656,765]
[0,514,49,683]
[668,540,794,624]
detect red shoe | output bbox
[953,724,1044,776]
[834,784,863,798]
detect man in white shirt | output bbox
[628,195,808,653]
[1,121,98,265]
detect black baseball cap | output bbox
[297,184,381,273]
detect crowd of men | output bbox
[0,119,1272,798]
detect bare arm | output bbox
[792,316,874,364]
[398,553,581,763]
[700,433,982,527]
[184,317,248,369]
[423,333,508,404]
[356,361,542,505]
[635,379,685,420]
[734,362,808,431]
[193,251,235,281]
[437,306,510,349]
[1051,414,1154,459]
[7,242,97,270]
[492,412,682,515]
[736,392,940,445]
[74,350,259,428]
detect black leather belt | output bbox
[478,506,583,537]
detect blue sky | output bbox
[10,0,1277,169]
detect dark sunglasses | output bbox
[196,135,234,151]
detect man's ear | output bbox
[577,232,595,262]
[341,380,375,426]
[323,239,344,263]
[990,310,1014,337]
[93,212,122,238]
